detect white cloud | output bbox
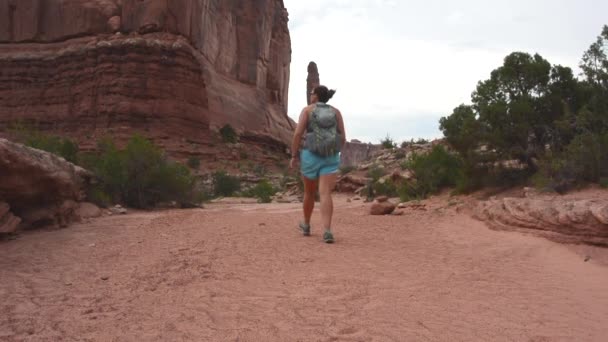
[284,0,608,143]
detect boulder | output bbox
[0,138,92,229]
[370,199,396,215]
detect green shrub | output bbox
[403,145,463,198]
[246,180,277,203]
[213,171,241,197]
[600,177,608,189]
[12,125,79,163]
[535,132,608,191]
[397,182,419,202]
[187,157,201,169]
[219,124,238,143]
[373,179,398,197]
[367,164,386,182]
[415,138,429,144]
[84,135,203,208]
[380,134,396,149]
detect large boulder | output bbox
[370,198,396,215]
[0,138,93,229]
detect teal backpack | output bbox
[304,103,342,157]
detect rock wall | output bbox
[0,0,293,156]
[341,141,382,168]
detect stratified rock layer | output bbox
[0,0,293,156]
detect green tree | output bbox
[439,104,481,156]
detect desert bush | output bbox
[219,124,238,143]
[367,164,386,182]
[213,171,241,197]
[244,180,277,203]
[84,135,202,208]
[403,145,463,198]
[11,125,79,163]
[373,179,398,197]
[380,135,396,149]
[534,132,608,191]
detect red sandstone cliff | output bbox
[0,0,293,159]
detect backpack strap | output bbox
[306,104,318,133]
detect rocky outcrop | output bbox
[341,141,383,168]
[0,0,293,158]
[0,202,20,233]
[474,196,608,246]
[306,61,319,105]
[0,138,93,229]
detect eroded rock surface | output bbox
[0,138,93,229]
[475,196,608,246]
[0,0,293,159]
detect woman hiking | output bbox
[290,86,346,243]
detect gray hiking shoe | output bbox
[323,230,334,243]
[299,222,311,236]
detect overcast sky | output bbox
[283,0,608,144]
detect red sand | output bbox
[2,195,608,341]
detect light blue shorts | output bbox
[300,149,340,180]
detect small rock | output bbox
[376,196,389,203]
[584,256,591,262]
[370,201,396,215]
[391,210,405,216]
[347,198,352,203]
[100,276,109,281]
[107,16,121,32]
[64,282,72,286]
[353,197,361,201]
[88,243,96,247]
[110,205,127,215]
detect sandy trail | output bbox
[1,196,608,342]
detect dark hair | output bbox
[313,85,336,103]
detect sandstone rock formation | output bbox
[0,202,20,233]
[306,61,320,105]
[0,0,293,159]
[341,141,383,168]
[0,138,93,230]
[474,196,608,246]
